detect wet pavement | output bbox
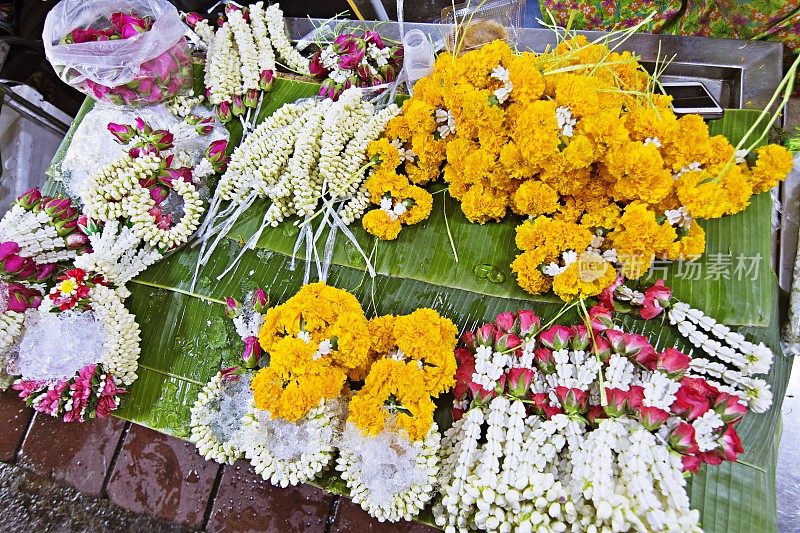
[777,360,800,533]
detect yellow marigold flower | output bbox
[499,141,535,179]
[580,202,621,230]
[362,208,403,240]
[751,144,794,193]
[555,74,601,118]
[446,136,478,175]
[367,138,401,170]
[661,114,711,170]
[444,166,470,199]
[624,104,677,143]
[561,135,595,171]
[514,100,560,168]
[706,135,736,166]
[577,108,628,155]
[511,248,551,295]
[406,161,441,186]
[348,359,435,441]
[667,220,706,261]
[460,183,508,223]
[606,141,673,205]
[393,308,458,397]
[609,202,678,279]
[508,52,545,105]
[400,186,434,226]
[368,315,396,355]
[551,251,617,301]
[413,75,444,108]
[512,179,559,216]
[365,168,410,203]
[403,99,437,136]
[515,216,594,261]
[384,115,411,142]
[675,170,729,219]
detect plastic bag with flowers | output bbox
[234,283,371,487]
[43,0,193,106]
[362,34,796,302]
[434,305,766,532]
[0,282,41,389]
[336,309,458,522]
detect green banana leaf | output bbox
[44,83,791,532]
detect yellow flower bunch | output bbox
[347,308,458,441]
[253,283,371,420]
[362,35,794,301]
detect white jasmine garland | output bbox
[336,420,440,523]
[435,108,455,138]
[228,8,260,92]
[82,153,162,221]
[0,205,75,264]
[692,410,724,452]
[190,372,252,464]
[556,106,576,137]
[264,4,310,75]
[238,396,344,488]
[167,92,205,118]
[87,284,141,386]
[206,23,241,104]
[0,311,24,386]
[248,2,277,73]
[129,178,204,250]
[642,371,681,410]
[471,345,508,390]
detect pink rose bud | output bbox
[587,405,607,424]
[55,218,78,238]
[0,242,21,262]
[453,349,476,398]
[309,53,327,78]
[593,336,612,362]
[476,323,497,347]
[152,130,174,151]
[380,64,398,83]
[252,288,268,313]
[638,405,670,430]
[16,188,42,210]
[467,381,496,405]
[242,336,262,368]
[150,186,169,204]
[258,69,275,91]
[681,454,703,474]
[333,34,357,54]
[184,12,205,28]
[669,421,699,454]
[225,297,240,318]
[588,304,614,331]
[569,324,590,351]
[657,348,691,378]
[356,64,371,82]
[107,122,135,143]
[206,140,229,172]
[77,215,101,236]
[719,425,743,461]
[161,167,193,186]
[363,30,385,49]
[671,378,712,421]
[494,311,516,334]
[4,253,28,275]
[231,95,245,117]
[554,386,588,415]
[517,309,540,336]
[534,347,556,374]
[111,12,149,39]
[538,325,571,350]
[134,117,150,134]
[506,367,535,398]
[244,88,259,108]
[494,333,521,353]
[66,232,90,250]
[713,392,748,424]
[603,387,627,417]
[35,263,57,281]
[216,101,233,123]
[460,330,477,351]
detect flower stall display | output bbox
[43,0,193,106]
[363,37,795,302]
[309,30,404,101]
[434,304,768,532]
[186,2,308,125]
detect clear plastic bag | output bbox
[441,0,525,53]
[43,0,193,106]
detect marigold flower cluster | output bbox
[348,309,458,441]
[365,37,794,300]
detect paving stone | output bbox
[206,460,333,533]
[0,389,33,462]
[17,413,126,496]
[330,498,440,533]
[106,425,219,529]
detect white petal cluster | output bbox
[89,284,141,386]
[166,91,205,118]
[556,106,576,137]
[73,220,163,292]
[472,345,509,390]
[0,205,74,264]
[668,301,774,412]
[228,9,260,92]
[336,420,440,523]
[132,179,203,250]
[82,153,162,220]
[264,4,310,75]
[190,372,252,464]
[237,396,344,487]
[248,2,277,73]
[0,310,24,386]
[205,23,242,105]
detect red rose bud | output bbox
[35,263,57,281]
[603,388,628,417]
[668,421,699,454]
[216,15,226,27]
[681,454,703,474]
[162,167,193,186]
[468,382,496,405]
[392,46,404,61]
[252,288,268,313]
[196,124,214,136]
[107,122,135,143]
[453,349,476,398]
[719,425,743,461]
[671,380,711,421]
[506,367,534,398]
[219,366,241,381]
[460,330,477,351]
[225,297,240,318]
[593,336,612,363]
[588,304,614,332]
[216,101,233,123]
[587,405,607,424]
[638,405,670,430]
[604,330,658,368]
[494,311,516,334]
[16,188,42,210]
[66,231,90,250]
[333,34,357,54]
[534,347,556,374]
[476,323,497,347]
[657,348,691,378]
[231,95,245,117]
[309,53,327,78]
[0,242,21,262]
[538,325,571,350]
[206,140,229,172]
[356,63,372,82]
[184,12,205,28]
[111,12,149,39]
[555,386,588,414]
[363,30,385,49]
[569,325,590,351]
[151,130,174,151]
[627,385,645,411]
[713,392,748,424]
[149,186,169,204]
[380,64,398,83]
[493,373,507,395]
[494,333,521,353]
[259,69,275,91]
[529,392,552,417]
[77,215,101,236]
[517,310,540,336]
[242,336,262,368]
[452,407,465,421]
[5,288,28,313]
[244,88,259,108]
[54,218,78,238]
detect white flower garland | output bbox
[0,310,24,387]
[336,420,440,523]
[206,23,242,104]
[248,2,277,73]
[190,371,252,464]
[167,91,206,118]
[237,396,344,487]
[87,284,141,385]
[0,205,76,264]
[82,153,163,221]
[264,4,310,75]
[228,8,260,92]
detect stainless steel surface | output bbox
[0,40,9,72]
[0,82,70,136]
[780,99,800,293]
[285,18,784,110]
